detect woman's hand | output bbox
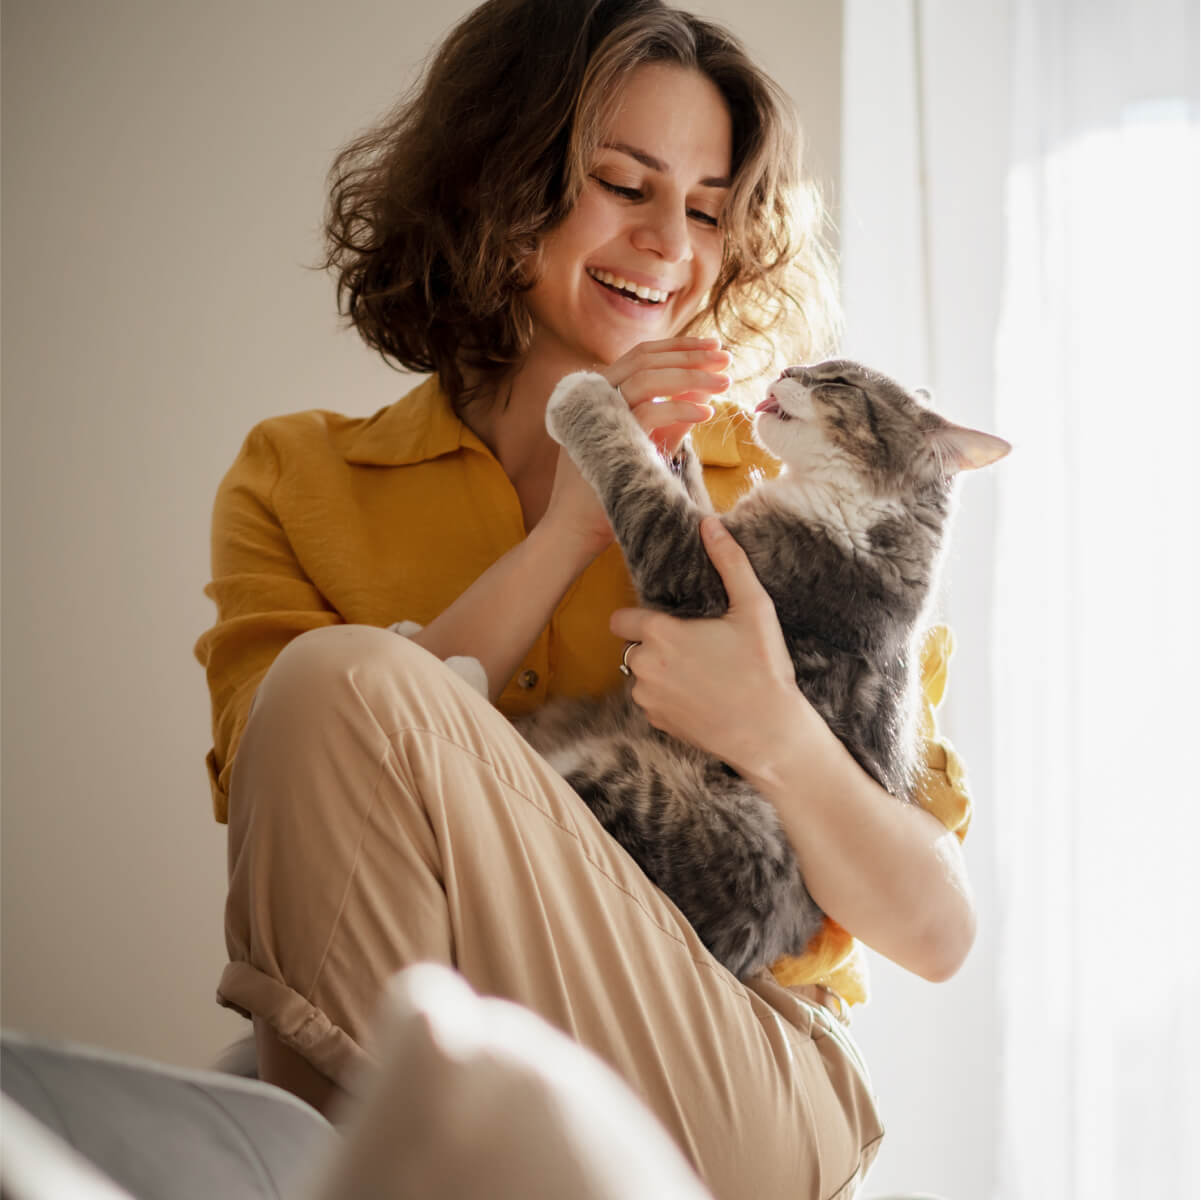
[609,517,809,774]
[602,335,732,456]
[539,337,732,562]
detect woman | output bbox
[196,1,976,1194]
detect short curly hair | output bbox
[322,0,839,408]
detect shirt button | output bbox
[517,669,539,690]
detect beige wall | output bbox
[1,1,841,1067]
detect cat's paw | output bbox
[445,655,489,697]
[391,622,490,697]
[545,371,624,446]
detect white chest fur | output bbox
[752,471,908,559]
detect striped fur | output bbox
[514,361,1007,978]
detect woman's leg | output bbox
[220,624,882,1200]
[251,1016,345,1116]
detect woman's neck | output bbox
[462,345,594,480]
[459,345,598,530]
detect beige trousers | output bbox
[220,625,884,1200]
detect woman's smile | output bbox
[585,267,678,319]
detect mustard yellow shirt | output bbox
[196,375,972,1006]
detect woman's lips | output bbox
[586,266,675,301]
[587,271,675,319]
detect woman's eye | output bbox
[592,175,642,200]
[592,175,721,228]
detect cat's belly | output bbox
[537,733,657,782]
[540,743,590,779]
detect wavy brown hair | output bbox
[322,0,839,408]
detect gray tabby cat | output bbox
[512,361,1005,979]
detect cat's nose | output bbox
[780,365,811,384]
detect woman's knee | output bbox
[230,626,436,836]
[269,623,407,686]
[249,623,482,748]
[256,624,427,711]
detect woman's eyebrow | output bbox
[602,141,731,188]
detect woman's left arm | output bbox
[609,517,976,983]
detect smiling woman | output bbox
[192,2,946,1197]
[525,64,731,366]
[322,0,837,406]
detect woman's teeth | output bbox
[587,268,670,304]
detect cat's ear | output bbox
[927,421,1011,474]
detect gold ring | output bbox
[618,640,640,677]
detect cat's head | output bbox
[752,359,1010,500]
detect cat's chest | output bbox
[758,482,905,556]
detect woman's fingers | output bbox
[648,421,700,457]
[618,367,729,407]
[601,338,731,407]
[592,335,732,452]
[632,398,712,433]
[614,335,724,360]
[639,391,714,452]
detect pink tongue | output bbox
[754,397,778,414]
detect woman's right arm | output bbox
[406,511,599,704]
[409,338,732,701]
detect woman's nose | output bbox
[630,198,692,263]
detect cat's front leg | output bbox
[671,437,714,514]
[545,371,709,512]
[546,372,723,616]
[546,372,711,510]
[545,371,651,473]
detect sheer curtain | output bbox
[992,2,1199,1196]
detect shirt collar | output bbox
[344,375,743,468]
[343,376,490,466]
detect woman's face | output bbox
[524,63,733,369]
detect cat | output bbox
[409,360,1009,979]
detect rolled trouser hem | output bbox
[218,960,371,1088]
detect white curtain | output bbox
[992,2,1199,1197]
